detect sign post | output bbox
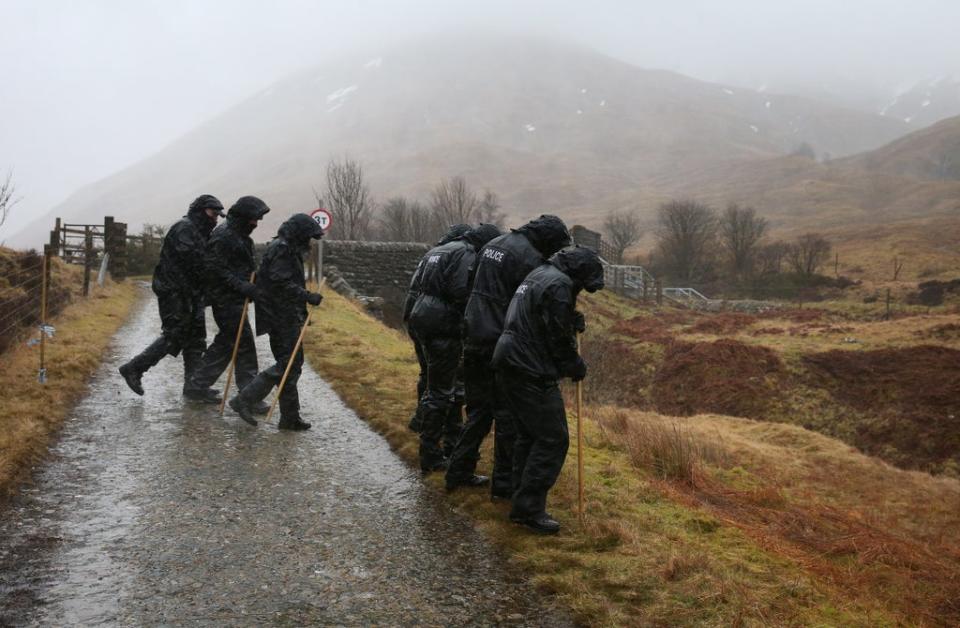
[309,208,333,286]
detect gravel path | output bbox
[0,286,571,626]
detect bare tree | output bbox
[0,169,21,228]
[407,201,435,243]
[786,233,831,278]
[430,176,479,227]
[654,200,717,282]
[603,209,643,263]
[379,197,412,242]
[757,240,789,275]
[719,203,768,278]
[325,158,373,240]
[477,190,506,228]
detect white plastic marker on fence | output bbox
[97,253,110,287]
[219,272,256,416]
[264,277,326,424]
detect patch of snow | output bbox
[904,116,913,123]
[757,83,768,93]
[326,85,358,103]
[580,88,588,94]
[260,87,274,98]
[879,96,899,116]
[922,99,931,107]
[326,102,344,113]
[765,101,771,109]
[576,109,583,115]
[599,100,606,107]
[749,124,759,134]
[525,124,536,132]
[723,88,734,95]
[364,57,382,69]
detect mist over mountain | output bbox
[10,37,912,246]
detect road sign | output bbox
[310,208,333,233]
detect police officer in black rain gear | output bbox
[184,196,270,406]
[119,195,224,398]
[445,215,571,496]
[408,223,502,473]
[229,213,324,429]
[403,224,472,434]
[492,245,604,534]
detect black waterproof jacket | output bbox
[204,216,257,306]
[254,215,322,337]
[408,239,475,338]
[152,209,216,299]
[463,215,570,352]
[402,224,472,324]
[491,264,582,380]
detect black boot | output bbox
[252,400,271,415]
[118,363,144,396]
[510,512,561,535]
[119,337,170,396]
[278,416,311,431]
[445,474,490,492]
[183,386,222,404]
[229,395,258,426]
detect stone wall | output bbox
[321,240,429,298]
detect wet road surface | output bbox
[0,286,571,626]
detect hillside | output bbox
[11,36,908,247]
[303,288,960,626]
[838,114,960,181]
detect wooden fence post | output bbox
[656,279,663,306]
[885,288,892,320]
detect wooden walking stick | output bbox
[219,272,256,415]
[264,278,325,424]
[576,333,585,527]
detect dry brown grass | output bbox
[0,279,138,496]
[304,290,925,626]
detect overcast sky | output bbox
[2,0,959,238]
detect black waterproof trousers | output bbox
[126,291,206,385]
[417,334,461,469]
[497,368,569,520]
[188,302,257,393]
[407,329,428,432]
[445,347,517,496]
[236,328,303,421]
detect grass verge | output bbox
[302,290,952,626]
[0,280,138,496]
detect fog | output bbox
[2,0,958,238]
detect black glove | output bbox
[571,356,587,382]
[238,282,259,300]
[306,292,324,306]
[573,310,586,334]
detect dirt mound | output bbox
[687,313,757,335]
[611,316,675,344]
[915,323,960,341]
[579,333,655,407]
[652,339,785,419]
[802,346,960,473]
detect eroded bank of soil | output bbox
[0,288,570,626]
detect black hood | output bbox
[463,223,502,249]
[278,213,324,246]
[189,194,225,217]
[228,196,271,236]
[549,245,605,293]
[516,214,571,257]
[437,223,471,245]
